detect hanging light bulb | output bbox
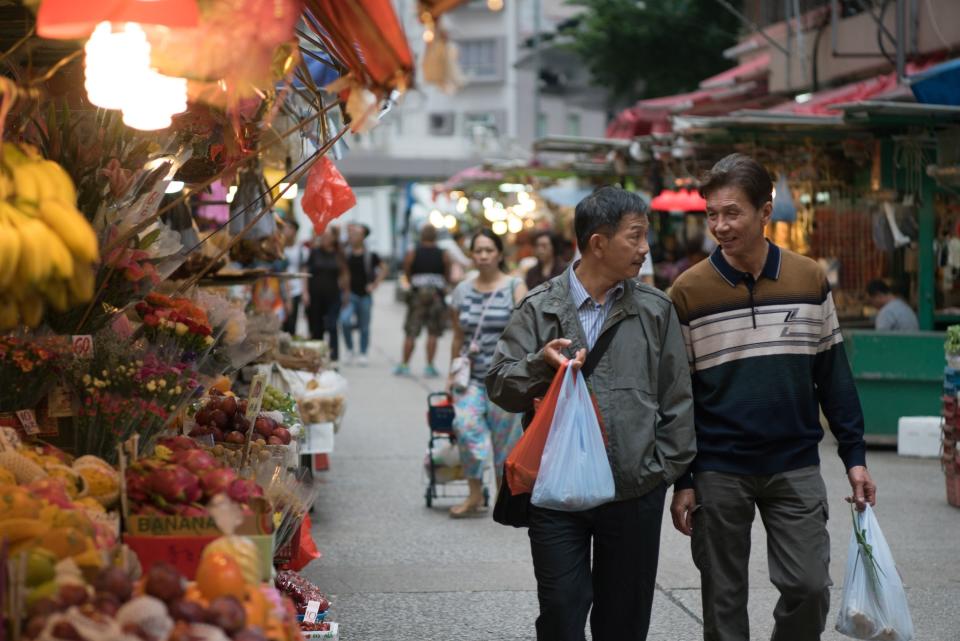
[429,209,445,228]
[492,220,508,235]
[85,22,151,110]
[487,0,504,10]
[122,69,188,130]
[444,215,457,230]
[507,215,523,234]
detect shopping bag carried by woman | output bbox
[530,365,615,511]
[835,504,913,641]
[503,360,568,494]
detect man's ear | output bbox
[760,201,773,226]
[588,233,606,257]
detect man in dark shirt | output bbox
[342,224,384,366]
[669,154,876,641]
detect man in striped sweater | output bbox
[668,154,877,641]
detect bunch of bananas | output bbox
[0,143,99,331]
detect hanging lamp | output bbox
[37,0,200,39]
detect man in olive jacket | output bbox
[486,186,696,641]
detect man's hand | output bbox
[670,489,697,536]
[543,338,585,371]
[367,283,377,294]
[846,465,877,512]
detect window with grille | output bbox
[458,39,500,80]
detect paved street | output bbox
[304,285,960,641]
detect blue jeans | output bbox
[341,293,373,354]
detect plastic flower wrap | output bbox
[135,293,216,358]
[195,290,248,347]
[68,329,201,462]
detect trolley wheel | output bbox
[425,486,433,508]
[482,486,490,507]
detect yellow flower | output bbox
[146,381,157,392]
[175,322,189,336]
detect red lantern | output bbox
[37,0,199,39]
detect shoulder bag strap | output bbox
[581,320,622,380]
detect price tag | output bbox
[245,372,269,423]
[304,600,322,624]
[15,410,40,435]
[47,384,74,418]
[72,335,94,359]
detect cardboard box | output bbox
[125,509,274,537]
[124,533,274,580]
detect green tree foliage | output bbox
[565,0,744,107]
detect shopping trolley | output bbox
[423,392,490,508]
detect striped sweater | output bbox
[669,241,866,488]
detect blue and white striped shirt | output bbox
[569,264,625,349]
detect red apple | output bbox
[271,427,291,445]
[225,431,246,445]
[254,418,272,438]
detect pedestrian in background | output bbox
[281,218,306,336]
[396,224,451,377]
[446,229,527,518]
[342,223,385,365]
[524,230,567,290]
[306,226,349,364]
[669,153,876,641]
[866,278,919,331]
[487,186,696,641]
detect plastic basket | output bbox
[427,393,455,431]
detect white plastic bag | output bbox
[836,505,913,641]
[531,366,615,511]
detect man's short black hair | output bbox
[699,153,773,211]
[866,279,891,297]
[574,186,647,250]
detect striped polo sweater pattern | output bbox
[670,241,867,488]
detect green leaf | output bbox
[138,229,162,250]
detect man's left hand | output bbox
[846,465,877,511]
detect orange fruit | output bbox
[35,527,88,559]
[195,552,246,600]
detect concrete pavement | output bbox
[303,284,960,641]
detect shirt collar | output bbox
[569,261,625,308]
[708,240,782,287]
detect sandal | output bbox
[449,501,488,519]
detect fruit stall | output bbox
[0,0,418,640]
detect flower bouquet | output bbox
[135,293,216,357]
[69,329,201,462]
[0,334,69,413]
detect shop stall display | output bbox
[0,0,429,635]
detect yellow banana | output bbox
[11,164,40,205]
[4,205,52,285]
[39,279,69,312]
[1,143,29,170]
[68,266,95,303]
[0,297,17,330]
[18,297,42,328]
[38,160,78,206]
[43,228,75,280]
[22,163,57,203]
[0,171,13,201]
[36,200,99,263]
[67,264,95,304]
[0,214,20,290]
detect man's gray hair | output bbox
[574,186,647,250]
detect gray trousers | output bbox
[691,466,832,641]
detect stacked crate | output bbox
[942,367,960,507]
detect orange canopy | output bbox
[303,0,414,94]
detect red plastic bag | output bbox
[505,362,569,495]
[301,156,357,234]
[289,514,321,571]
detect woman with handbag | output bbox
[446,229,527,518]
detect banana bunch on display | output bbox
[0,143,99,331]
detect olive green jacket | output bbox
[485,267,696,501]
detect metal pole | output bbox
[532,0,541,140]
[918,171,935,330]
[895,0,907,82]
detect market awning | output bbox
[606,81,769,139]
[699,53,770,89]
[766,59,944,117]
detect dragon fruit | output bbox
[147,466,202,504]
[226,479,263,504]
[125,471,150,502]
[200,468,237,499]
[172,449,219,475]
[157,436,197,452]
[169,504,208,517]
